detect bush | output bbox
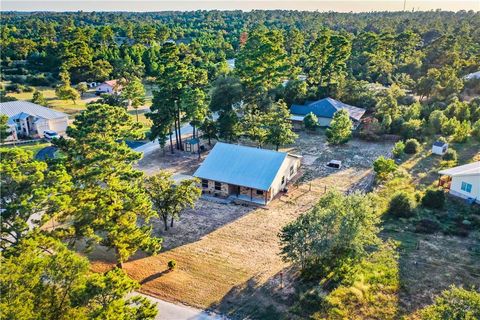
[452,120,471,143]
[167,259,177,271]
[421,188,445,209]
[373,156,397,180]
[401,119,423,139]
[392,141,405,157]
[303,112,318,130]
[388,192,414,217]
[26,74,53,86]
[442,149,457,162]
[418,286,480,319]
[404,138,420,154]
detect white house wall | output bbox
[450,174,480,203]
[269,156,301,200]
[48,117,68,134]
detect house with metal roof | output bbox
[438,161,480,204]
[0,101,69,141]
[290,97,366,128]
[194,142,302,205]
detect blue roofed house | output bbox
[194,142,302,205]
[290,97,366,129]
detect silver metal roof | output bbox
[0,101,68,120]
[439,161,480,176]
[194,142,288,191]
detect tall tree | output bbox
[55,104,161,267]
[0,235,157,320]
[265,100,297,150]
[149,42,207,151]
[145,171,201,231]
[31,90,48,107]
[0,148,71,250]
[121,77,146,122]
[236,27,291,103]
[55,68,80,104]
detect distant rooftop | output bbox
[194,142,289,191]
[291,97,365,121]
[0,101,68,120]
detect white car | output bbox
[43,130,60,141]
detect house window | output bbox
[461,182,472,193]
[290,166,294,176]
[256,190,264,195]
[214,181,222,191]
[201,179,208,188]
[281,176,285,184]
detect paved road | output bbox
[136,293,226,320]
[135,113,219,156]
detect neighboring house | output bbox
[464,71,480,80]
[194,142,302,205]
[0,101,68,140]
[432,141,448,155]
[438,161,480,204]
[96,80,122,94]
[290,97,366,128]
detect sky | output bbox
[1,1,479,12]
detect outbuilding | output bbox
[194,142,302,205]
[432,141,448,155]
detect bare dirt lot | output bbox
[91,133,394,318]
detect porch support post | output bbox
[250,188,252,201]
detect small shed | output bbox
[184,137,201,154]
[432,141,448,155]
[327,160,342,169]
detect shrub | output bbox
[167,259,177,271]
[452,120,471,143]
[303,112,318,130]
[442,149,457,162]
[401,119,423,139]
[441,117,460,136]
[388,192,414,217]
[392,141,405,157]
[421,188,445,209]
[373,156,397,180]
[418,286,480,319]
[404,138,420,154]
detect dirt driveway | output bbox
[92,133,394,318]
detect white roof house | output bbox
[194,143,301,204]
[439,162,480,203]
[0,101,68,140]
[464,71,480,80]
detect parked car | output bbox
[43,130,60,141]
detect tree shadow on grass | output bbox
[208,267,300,320]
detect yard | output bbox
[90,133,395,318]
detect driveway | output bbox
[136,293,226,320]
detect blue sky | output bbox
[2,1,479,12]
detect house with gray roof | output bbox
[194,142,302,205]
[0,101,69,140]
[290,97,366,128]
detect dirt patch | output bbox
[136,147,202,177]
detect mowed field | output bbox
[90,133,394,318]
